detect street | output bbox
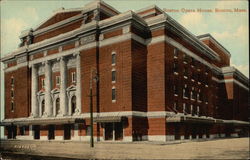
[0,137,249,159]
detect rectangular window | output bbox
[112,53,116,65]
[197,106,200,116]
[173,62,178,73]
[174,48,178,58]
[183,85,189,98]
[184,67,188,77]
[11,90,14,98]
[41,79,45,88]
[174,85,178,95]
[86,126,91,136]
[183,54,188,63]
[183,103,186,114]
[56,76,60,86]
[11,101,14,112]
[191,105,194,116]
[11,77,14,85]
[72,72,76,83]
[112,88,116,101]
[174,101,178,112]
[112,70,116,82]
[191,57,195,66]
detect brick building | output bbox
[1,0,249,141]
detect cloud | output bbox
[1,18,28,55]
[179,12,207,35]
[231,63,249,78]
[180,12,203,27]
[1,7,39,56]
[24,7,39,22]
[212,25,248,44]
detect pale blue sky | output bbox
[0,0,249,136]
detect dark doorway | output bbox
[174,125,180,140]
[64,124,71,140]
[104,123,113,140]
[7,125,17,139]
[115,122,123,140]
[48,125,55,140]
[33,125,40,140]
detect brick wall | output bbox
[5,66,30,119]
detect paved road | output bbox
[0,137,249,159]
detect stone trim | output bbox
[212,76,249,91]
[4,62,28,73]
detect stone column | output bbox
[60,57,67,116]
[31,64,38,117]
[44,61,52,116]
[76,53,82,115]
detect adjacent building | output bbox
[1,0,249,142]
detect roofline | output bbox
[197,33,231,57]
[135,4,165,14]
[166,16,220,61]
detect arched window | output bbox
[41,100,45,115]
[71,96,76,115]
[56,98,60,115]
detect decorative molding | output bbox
[80,34,96,44]
[16,56,27,64]
[122,26,130,34]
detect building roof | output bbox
[197,33,231,57]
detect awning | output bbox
[93,116,126,123]
[0,117,85,126]
[223,120,250,126]
[166,115,215,124]
[0,122,13,126]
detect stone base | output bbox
[166,135,175,141]
[148,135,166,141]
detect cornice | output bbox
[198,34,231,57]
[222,66,249,84]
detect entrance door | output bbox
[104,123,113,140]
[174,125,180,140]
[48,125,55,140]
[115,122,123,140]
[64,124,71,140]
[33,125,40,140]
[7,126,16,139]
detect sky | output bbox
[0,0,249,136]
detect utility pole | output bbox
[89,68,98,148]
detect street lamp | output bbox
[89,68,98,148]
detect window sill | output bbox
[174,94,178,97]
[205,85,208,87]
[112,81,116,84]
[197,100,202,103]
[174,56,178,59]
[198,82,201,85]
[191,98,195,101]
[191,79,195,82]
[112,100,116,103]
[112,64,116,67]
[184,76,188,79]
[183,61,187,64]
[183,97,189,99]
[174,72,179,75]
